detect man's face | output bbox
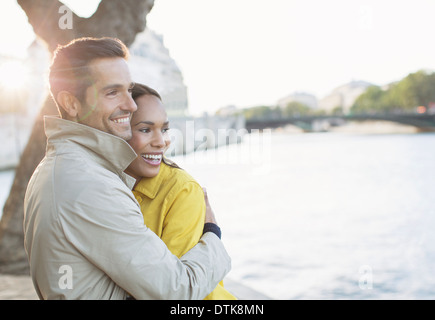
[78,57,136,140]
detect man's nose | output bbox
[122,94,137,113]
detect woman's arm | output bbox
[161,181,206,258]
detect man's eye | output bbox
[162,128,170,133]
[107,90,118,96]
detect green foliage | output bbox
[242,101,317,120]
[281,101,312,117]
[243,69,435,118]
[241,105,280,120]
[351,69,435,114]
[352,85,386,113]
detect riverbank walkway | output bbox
[0,274,272,300]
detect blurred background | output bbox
[1,0,435,299]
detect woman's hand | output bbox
[203,187,218,225]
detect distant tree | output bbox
[351,70,435,114]
[0,0,154,275]
[331,106,344,116]
[394,70,435,109]
[242,105,278,120]
[281,101,311,117]
[351,85,386,114]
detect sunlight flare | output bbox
[0,60,29,91]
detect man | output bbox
[23,37,231,299]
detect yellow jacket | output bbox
[132,162,236,300]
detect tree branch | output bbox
[17,0,78,51]
[17,0,154,51]
[79,0,154,47]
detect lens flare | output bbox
[0,60,29,91]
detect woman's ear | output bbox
[57,91,81,120]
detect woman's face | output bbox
[126,94,171,179]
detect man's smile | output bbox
[111,115,130,124]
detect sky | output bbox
[1,0,435,115]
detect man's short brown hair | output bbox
[49,37,129,117]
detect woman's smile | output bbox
[141,153,163,166]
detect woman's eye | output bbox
[162,128,170,133]
[139,128,150,133]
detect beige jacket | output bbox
[23,117,231,300]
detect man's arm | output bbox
[59,182,231,300]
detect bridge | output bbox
[245,113,435,132]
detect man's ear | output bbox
[57,91,81,120]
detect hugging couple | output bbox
[23,37,236,300]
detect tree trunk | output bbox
[0,0,154,275]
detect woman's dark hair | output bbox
[131,83,181,170]
[49,37,129,118]
[131,82,162,101]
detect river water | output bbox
[172,131,435,299]
[1,131,435,299]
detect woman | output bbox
[125,83,236,300]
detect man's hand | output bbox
[203,188,218,225]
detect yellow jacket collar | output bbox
[133,162,169,199]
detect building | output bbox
[277,92,318,109]
[128,28,189,117]
[318,80,373,114]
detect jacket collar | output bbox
[44,116,138,188]
[133,162,169,199]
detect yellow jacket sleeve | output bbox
[161,181,206,258]
[162,181,237,300]
[134,165,237,300]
